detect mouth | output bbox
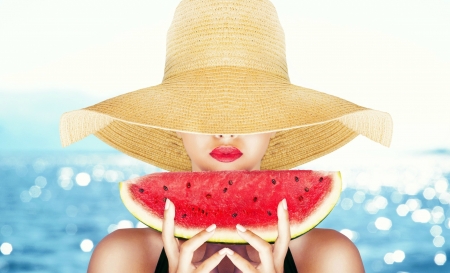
[209,146,243,163]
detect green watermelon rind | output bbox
[119,171,342,244]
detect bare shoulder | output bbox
[87,228,163,273]
[289,228,365,273]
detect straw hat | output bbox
[60,0,393,171]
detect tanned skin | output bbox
[88,133,365,273]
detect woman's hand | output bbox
[162,199,231,273]
[226,199,290,273]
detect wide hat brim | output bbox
[60,66,392,171]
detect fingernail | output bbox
[219,248,234,256]
[282,198,288,210]
[236,224,246,232]
[164,198,170,210]
[206,224,216,232]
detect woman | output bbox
[60,0,392,272]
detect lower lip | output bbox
[209,152,243,163]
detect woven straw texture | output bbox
[60,0,393,171]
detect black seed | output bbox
[267,211,272,216]
[319,177,323,182]
[304,187,309,192]
[206,194,212,199]
[139,188,144,193]
[295,176,299,182]
[253,197,258,202]
[272,179,276,185]
[232,213,237,218]
[298,196,304,201]
[228,180,233,185]
[186,182,191,188]
[223,187,228,193]
[182,213,187,218]
[163,185,168,191]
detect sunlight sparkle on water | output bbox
[434,178,448,193]
[340,229,359,242]
[384,250,405,265]
[433,236,445,247]
[35,176,47,188]
[80,239,94,252]
[353,191,365,203]
[423,187,436,200]
[0,243,13,255]
[396,204,409,217]
[435,252,447,266]
[430,225,442,237]
[76,172,91,186]
[340,198,353,210]
[375,217,392,231]
[406,198,421,211]
[431,206,445,224]
[411,209,431,223]
[29,185,41,198]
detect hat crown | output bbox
[163,0,289,81]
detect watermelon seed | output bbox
[304,187,309,192]
[267,211,272,216]
[223,188,228,193]
[228,180,233,185]
[232,213,237,218]
[163,197,167,203]
[163,185,168,191]
[206,194,212,199]
[139,188,144,193]
[253,197,258,202]
[186,182,191,188]
[298,196,304,201]
[295,176,299,182]
[272,179,276,185]
[319,177,323,182]
[182,213,187,218]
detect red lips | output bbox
[210,146,243,162]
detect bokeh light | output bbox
[375,217,392,231]
[80,239,94,252]
[411,209,431,223]
[430,225,442,237]
[0,242,13,255]
[29,185,41,198]
[433,236,445,247]
[340,229,359,242]
[34,176,47,188]
[396,204,409,217]
[76,172,91,186]
[340,198,353,210]
[434,252,447,266]
[66,205,78,217]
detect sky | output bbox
[0,0,449,153]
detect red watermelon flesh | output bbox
[120,170,341,244]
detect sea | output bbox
[0,150,449,273]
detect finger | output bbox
[273,198,290,267]
[236,224,274,271]
[178,224,217,270]
[162,199,179,265]
[193,248,229,273]
[224,248,258,273]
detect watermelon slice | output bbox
[120,170,341,244]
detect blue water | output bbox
[1,151,449,273]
